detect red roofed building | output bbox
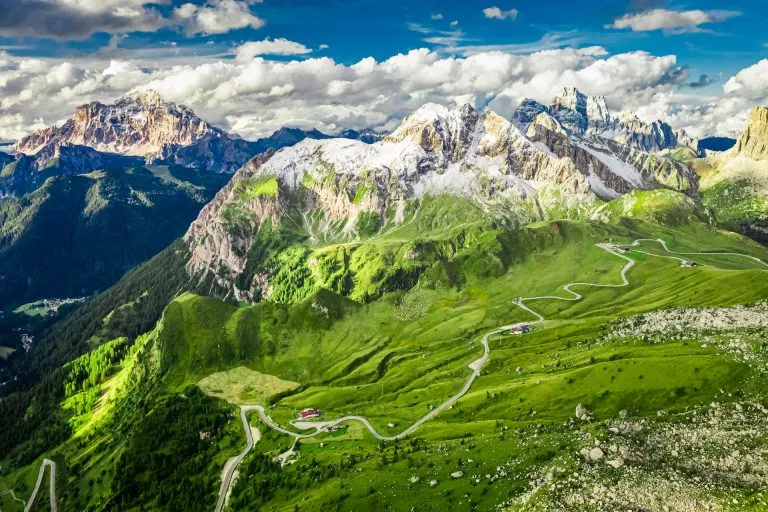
[299,408,321,419]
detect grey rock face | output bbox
[515,86,699,155]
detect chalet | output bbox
[681,260,699,268]
[509,324,531,334]
[616,246,631,253]
[299,408,321,420]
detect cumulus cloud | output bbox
[174,0,265,35]
[234,38,312,61]
[0,46,699,141]
[607,9,741,34]
[0,0,166,39]
[723,59,768,100]
[483,7,519,20]
[430,13,443,20]
[0,0,267,40]
[0,45,765,140]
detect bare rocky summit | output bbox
[731,106,768,160]
[515,86,699,155]
[12,90,258,173]
[14,90,212,157]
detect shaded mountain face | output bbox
[184,102,696,302]
[0,166,229,308]
[514,87,699,155]
[0,144,144,196]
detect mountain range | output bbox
[2,90,383,197]
[513,87,699,155]
[1,86,767,512]
[0,86,752,311]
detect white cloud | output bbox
[318,44,330,50]
[430,13,443,20]
[0,47,763,141]
[0,0,267,40]
[450,20,459,27]
[173,0,265,36]
[723,59,768,100]
[0,0,167,39]
[483,7,519,21]
[234,38,312,61]
[627,59,768,139]
[606,9,741,34]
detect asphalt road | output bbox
[23,459,55,512]
[215,408,260,512]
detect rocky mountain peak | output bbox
[552,86,586,112]
[13,90,214,158]
[731,106,768,160]
[550,86,615,135]
[122,89,167,108]
[385,103,478,164]
[511,98,547,129]
[512,86,699,154]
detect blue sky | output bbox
[3,0,764,76]
[0,0,766,139]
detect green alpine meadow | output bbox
[1,6,768,510]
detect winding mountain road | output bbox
[215,238,768,509]
[23,459,56,512]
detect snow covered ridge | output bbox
[251,100,694,202]
[253,104,595,201]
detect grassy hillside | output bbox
[2,214,767,511]
[694,157,768,244]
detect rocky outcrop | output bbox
[550,87,615,135]
[14,90,212,157]
[515,87,699,155]
[526,113,697,198]
[614,113,697,154]
[731,106,768,160]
